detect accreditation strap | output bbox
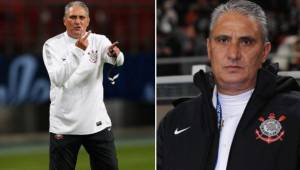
[216,93,223,130]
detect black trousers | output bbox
[49,128,118,170]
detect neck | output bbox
[66,31,84,39]
[217,85,255,95]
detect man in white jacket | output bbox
[42,1,124,170]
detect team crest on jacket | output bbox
[88,50,98,63]
[255,112,286,144]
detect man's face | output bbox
[207,11,271,94]
[64,6,90,39]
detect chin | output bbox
[71,33,81,39]
[221,76,246,85]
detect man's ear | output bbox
[63,17,67,27]
[87,17,90,26]
[207,38,211,61]
[262,42,271,63]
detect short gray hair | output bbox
[209,0,269,42]
[64,1,89,18]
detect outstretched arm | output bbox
[101,37,124,66]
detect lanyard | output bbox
[214,92,223,170]
[216,93,223,130]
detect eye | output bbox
[69,16,77,20]
[79,16,86,20]
[240,37,255,46]
[215,36,230,44]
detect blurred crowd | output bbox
[0,0,155,104]
[157,0,300,70]
[0,0,154,58]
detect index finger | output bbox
[82,30,91,40]
[109,41,120,49]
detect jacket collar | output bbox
[193,65,278,102]
[193,70,216,133]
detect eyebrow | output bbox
[213,35,256,42]
[213,35,230,40]
[69,14,86,17]
[239,36,256,42]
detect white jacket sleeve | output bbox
[101,36,124,66]
[43,42,84,87]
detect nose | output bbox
[74,17,81,24]
[227,42,241,61]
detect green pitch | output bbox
[0,140,154,170]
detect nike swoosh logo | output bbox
[174,127,191,135]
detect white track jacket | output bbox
[42,32,124,135]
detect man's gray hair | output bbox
[209,0,269,42]
[64,1,89,18]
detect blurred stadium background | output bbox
[0,0,154,169]
[157,0,300,123]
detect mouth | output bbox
[73,26,82,31]
[224,65,243,72]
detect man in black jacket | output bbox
[157,0,300,170]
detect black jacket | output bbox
[157,66,300,170]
